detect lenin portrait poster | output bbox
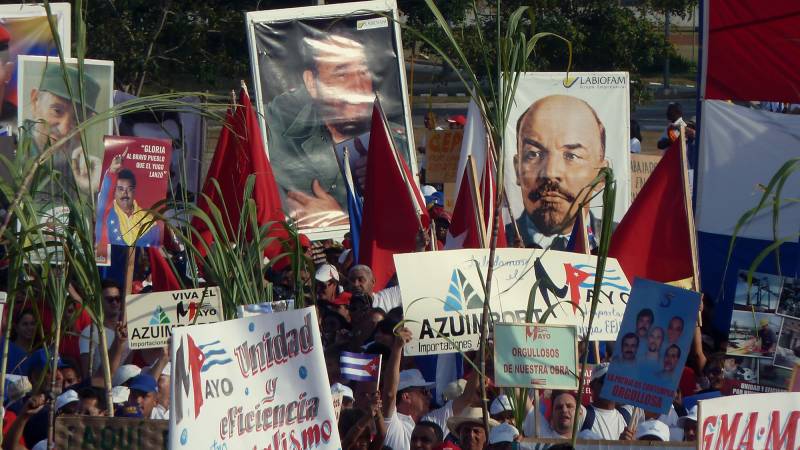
[247,0,415,236]
[502,72,632,250]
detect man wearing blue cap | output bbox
[126,373,158,418]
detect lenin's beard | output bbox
[527,180,577,235]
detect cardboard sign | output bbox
[395,248,631,356]
[698,392,800,450]
[601,278,701,414]
[630,154,662,200]
[126,287,222,349]
[94,136,172,263]
[494,323,578,389]
[790,363,800,392]
[425,129,464,183]
[169,307,341,449]
[332,393,343,421]
[55,416,168,450]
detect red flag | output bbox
[359,101,429,290]
[609,140,693,283]
[192,87,284,254]
[446,100,506,249]
[148,247,182,291]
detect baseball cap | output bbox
[397,369,435,392]
[55,389,79,412]
[111,386,130,404]
[490,394,513,415]
[635,419,670,441]
[591,362,610,381]
[128,373,158,394]
[447,115,467,126]
[488,423,519,444]
[330,383,354,400]
[113,364,142,387]
[759,318,770,327]
[677,405,698,428]
[315,264,339,283]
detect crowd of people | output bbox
[0,190,743,450]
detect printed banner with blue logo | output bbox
[394,248,631,356]
[601,278,701,414]
[169,307,341,450]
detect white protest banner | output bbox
[395,248,631,356]
[126,287,222,350]
[698,392,800,450]
[169,307,340,450]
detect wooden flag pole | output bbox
[124,246,136,296]
[679,126,703,326]
[466,155,488,247]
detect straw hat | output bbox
[446,407,499,435]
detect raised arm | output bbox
[381,327,412,419]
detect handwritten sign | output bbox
[494,323,578,389]
[630,154,662,200]
[425,130,463,183]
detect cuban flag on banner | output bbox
[340,352,381,382]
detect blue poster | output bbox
[600,278,701,414]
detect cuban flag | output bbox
[340,352,381,382]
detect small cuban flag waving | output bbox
[340,351,382,382]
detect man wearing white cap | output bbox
[315,263,340,304]
[579,363,634,440]
[635,419,670,441]
[677,405,698,442]
[487,422,519,450]
[382,327,477,450]
[489,395,514,424]
[55,389,80,415]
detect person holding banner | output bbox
[508,94,607,249]
[382,327,478,450]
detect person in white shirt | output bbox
[382,327,477,450]
[536,390,584,439]
[79,280,130,375]
[579,363,634,441]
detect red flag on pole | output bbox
[148,247,182,291]
[609,140,694,284]
[192,86,285,254]
[359,100,429,290]
[446,100,506,249]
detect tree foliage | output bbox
[400,0,696,106]
[85,0,310,94]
